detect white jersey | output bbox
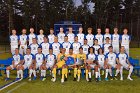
[97,54,105,65]
[121,34,130,45]
[87,53,96,61]
[24,54,35,65]
[48,34,55,44]
[62,42,71,54]
[104,34,111,43]
[82,44,90,55]
[72,42,81,54]
[106,52,117,65]
[12,54,23,65]
[51,42,62,55]
[93,45,101,55]
[117,53,128,65]
[35,53,45,65]
[40,42,50,56]
[103,43,111,54]
[10,35,18,46]
[29,44,39,55]
[46,54,56,65]
[112,34,120,45]
[67,33,75,44]
[86,34,94,47]
[77,33,85,45]
[57,33,65,44]
[95,34,103,47]
[28,33,36,45]
[19,35,28,45]
[37,34,44,45]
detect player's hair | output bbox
[98,48,104,54]
[69,47,73,50]
[84,39,87,41]
[88,47,95,54]
[68,26,72,28]
[27,47,31,50]
[79,47,83,50]
[75,36,78,38]
[105,37,110,40]
[108,46,113,49]
[79,26,83,29]
[60,26,63,28]
[64,35,68,37]
[38,47,42,49]
[94,39,98,42]
[87,27,92,31]
[50,28,54,30]
[32,38,36,40]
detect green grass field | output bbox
[0,48,140,93]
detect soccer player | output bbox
[93,39,101,55]
[112,27,120,53]
[5,48,24,81]
[71,36,81,54]
[28,28,36,45]
[86,28,94,47]
[67,26,75,44]
[77,27,85,45]
[95,28,103,47]
[104,28,111,43]
[51,48,68,83]
[121,28,131,56]
[82,39,90,55]
[28,38,39,55]
[106,46,120,80]
[103,37,111,55]
[40,37,50,56]
[50,36,62,57]
[86,47,99,82]
[19,29,28,55]
[117,46,133,81]
[97,48,109,81]
[37,29,44,45]
[57,27,65,44]
[48,28,55,44]
[10,29,18,54]
[62,36,71,54]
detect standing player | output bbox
[71,36,81,54]
[37,29,44,45]
[77,27,85,45]
[5,48,24,81]
[121,28,131,56]
[86,28,94,47]
[93,39,101,55]
[62,36,71,54]
[19,29,28,55]
[28,28,36,45]
[82,39,90,55]
[10,29,18,55]
[67,26,75,44]
[112,27,120,53]
[104,28,111,43]
[117,46,133,81]
[57,27,65,44]
[103,37,111,55]
[95,28,103,47]
[48,28,55,44]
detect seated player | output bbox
[71,36,81,54]
[117,46,133,81]
[106,46,120,80]
[82,39,90,55]
[103,37,111,55]
[93,39,101,55]
[86,47,99,82]
[5,48,24,81]
[97,48,109,81]
[37,29,44,45]
[51,48,68,83]
[73,47,86,82]
[57,27,65,44]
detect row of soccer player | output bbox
[10,27,130,56]
[5,46,133,83]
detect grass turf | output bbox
[0,48,140,93]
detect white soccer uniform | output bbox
[86,34,94,47]
[23,54,35,69]
[112,34,120,53]
[67,33,75,44]
[57,33,65,44]
[87,53,96,68]
[37,34,44,45]
[103,43,111,55]
[29,44,39,55]
[46,54,56,68]
[51,42,62,56]
[121,35,130,56]
[10,54,23,69]
[97,54,105,68]
[93,45,101,55]
[77,33,85,45]
[103,34,111,43]
[106,52,117,68]
[48,34,55,44]
[95,34,103,47]
[40,42,50,56]
[71,42,81,54]
[10,35,18,54]
[28,33,36,45]
[82,44,90,55]
[62,42,71,54]
[19,35,28,55]
[35,53,45,69]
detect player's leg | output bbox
[98,65,101,81]
[108,65,113,80]
[120,66,123,80]
[114,64,120,80]
[94,65,99,82]
[51,65,57,82]
[85,65,89,82]
[40,65,47,81]
[28,65,33,81]
[77,66,81,82]
[73,65,77,81]
[127,65,133,81]
[5,65,13,81]
[104,65,109,81]
[18,65,24,79]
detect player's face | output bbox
[68,28,73,33]
[30,28,34,33]
[89,48,93,53]
[88,30,92,34]
[79,49,83,53]
[39,29,44,34]
[38,48,42,53]
[64,37,68,42]
[12,30,16,35]
[120,47,125,53]
[79,28,83,33]
[49,49,53,54]
[32,39,37,44]
[123,29,128,34]
[99,49,103,54]
[94,40,98,45]
[54,37,58,42]
[44,37,48,42]
[74,37,78,42]
[50,30,54,34]
[15,49,19,54]
[105,28,109,33]
[26,49,31,54]
[22,29,26,34]
[60,28,64,32]
[109,47,113,52]
[84,40,87,44]
[69,49,73,54]
[61,48,66,54]
[97,29,101,34]
[114,28,118,33]
[106,38,110,43]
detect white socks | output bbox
[95,72,98,78]
[6,70,10,78]
[128,66,133,78]
[109,69,112,77]
[115,69,120,76]
[29,69,33,78]
[41,70,46,77]
[98,68,101,78]
[105,69,109,78]
[88,72,91,78]
[33,70,36,77]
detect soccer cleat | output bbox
[86,78,89,82]
[105,78,109,81]
[51,78,56,82]
[98,77,101,81]
[120,77,123,81]
[5,78,10,81]
[40,76,43,80]
[73,78,76,81]
[28,78,32,81]
[110,76,113,80]
[114,76,118,80]
[127,77,133,81]
[77,77,80,82]
[61,79,64,83]
[95,78,99,82]
[88,78,92,82]
[42,78,46,81]
[64,78,67,81]
[33,77,37,80]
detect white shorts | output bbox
[10,64,20,69]
[19,45,27,55]
[90,64,96,68]
[36,63,42,69]
[108,63,117,68]
[23,64,31,69]
[46,63,54,69]
[11,45,18,54]
[98,63,104,69]
[121,63,129,70]
[113,45,119,53]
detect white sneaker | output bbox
[120,77,123,81]
[77,77,80,82]
[86,78,89,82]
[127,77,133,81]
[61,79,64,83]
[28,78,31,81]
[51,78,56,82]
